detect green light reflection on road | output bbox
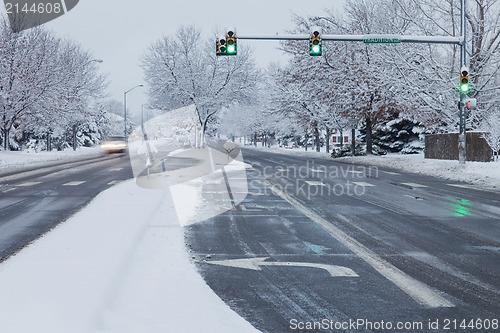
[453,198,471,217]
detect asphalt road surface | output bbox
[187,148,500,333]
[0,152,134,262]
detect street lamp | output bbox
[123,84,144,142]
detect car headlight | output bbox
[101,143,127,149]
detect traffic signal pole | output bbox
[459,0,467,165]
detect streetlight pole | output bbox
[123,84,144,142]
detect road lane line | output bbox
[63,181,86,186]
[265,180,454,308]
[305,181,326,186]
[239,205,262,212]
[109,168,123,172]
[2,188,15,193]
[402,182,428,188]
[18,182,41,187]
[404,195,425,201]
[447,184,471,189]
[383,171,401,176]
[353,182,375,187]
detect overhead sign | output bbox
[363,35,401,44]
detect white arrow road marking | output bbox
[206,257,359,277]
[265,180,454,308]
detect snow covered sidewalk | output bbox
[246,146,500,190]
[0,179,259,333]
[339,153,500,190]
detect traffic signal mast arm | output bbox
[235,34,461,45]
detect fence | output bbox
[425,132,492,162]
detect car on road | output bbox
[100,136,128,154]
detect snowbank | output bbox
[0,147,102,170]
[340,154,500,189]
[0,179,259,333]
[245,145,332,159]
[246,146,500,190]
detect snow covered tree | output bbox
[0,18,106,151]
[278,0,499,155]
[0,21,60,149]
[275,6,407,154]
[141,25,260,145]
[387,0,500,130]
[55,40,106,150]
[481,106,500,161]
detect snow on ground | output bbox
[246,145,500,190]
[0,178,260,333]
[0,147,102,170]
[339,153,500,189]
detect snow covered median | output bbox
[0,179,259,333]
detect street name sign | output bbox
[363,35,401,44]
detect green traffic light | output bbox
[460,70,469,93]
[312,45,321,54]
[227,44,235,54]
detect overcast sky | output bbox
[22,0,346,118]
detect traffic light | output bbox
[460,67,469,93]
[216,37,227,56]
[226,29,237,55]
[310,27,322,56]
